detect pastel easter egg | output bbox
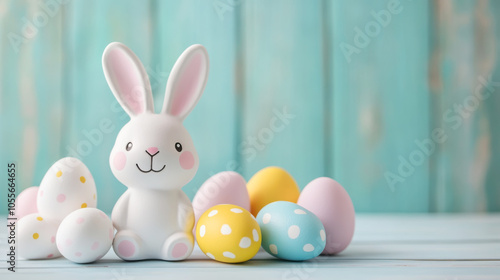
[297,177,355,254]
[257,201,325,261]
[247,167,300,216]
[15,186,39,219]
[196,204,261,263]
[18,213,61,259]
[38,157,97,221]
[56,208,113,263]
[192,171,250,229]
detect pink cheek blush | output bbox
[113,152,127,170]
[179,151,195,170]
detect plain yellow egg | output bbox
[247,166,300,216]
[196,204,261,263]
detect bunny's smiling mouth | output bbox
[136,150,166,173]
[136,163,165,173]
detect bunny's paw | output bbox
[161,232,194,261]
[113,230,142,261]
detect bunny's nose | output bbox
[146,147,159,155]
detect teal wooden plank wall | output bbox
[1,0,499,214]
[330,0,431,212]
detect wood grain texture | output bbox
[240,0,327,188]
[429,0,497,212]
[329,0,431,212]
[0,0,64,213]
[0,0,499,214]
[152,0,239,200]
[1,214,499,279]
[63,0,154,214]
[484,0,500,212]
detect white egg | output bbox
[56,208,113,263]
[37,157,97,221]
[18,213,61,259]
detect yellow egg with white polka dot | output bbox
[196,204,261,263]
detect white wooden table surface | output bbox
[2,214,499,279]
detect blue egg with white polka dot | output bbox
[256,201,326,261]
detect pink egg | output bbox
[15,186,39,219]
[297,177,355,255]
[192,171,250,229]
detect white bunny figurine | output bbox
[102,42,209,261]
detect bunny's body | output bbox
[112,187,194,260]
[102,43,209,261]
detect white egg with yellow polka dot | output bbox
[18,213,61,259]
[56,208,114,263]
[196,204,261,263]
[37,157,97,221]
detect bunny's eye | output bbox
[175,142,182,152]
[126,142,133,151]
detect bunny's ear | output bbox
[162,44,209,121]
[102,42,154,118]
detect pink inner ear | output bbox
[169,53,204,117]
[107,48,145,115]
